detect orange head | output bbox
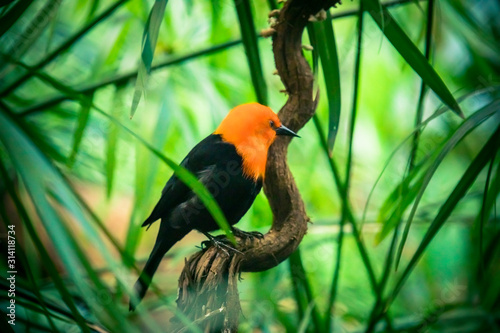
[214,103,299,180]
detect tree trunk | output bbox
[174,1,341,331]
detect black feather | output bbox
[130,134,262,309]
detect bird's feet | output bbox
[231,227,264,240]
[200,231,243,256]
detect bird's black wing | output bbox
[141,134,232,228]
[131,134,259,309]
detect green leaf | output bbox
[395,100,500,268]
[0,0,34,38]
[409,0,434,169]
[312,114,382,305]
[390,123,500,304]
[106,85,124,197]
[375,159,427,244]
[68,93,93,167]
[475,155,500,228]
[311,13,341,153]
[2,0,61,64]
[130,0,168,118]
[0,182,61,332]
[478,155,497,276]
[361,0,464,118]
[125,84,173,255]
[306,24,319,85]
[0,101,164,331]
[0,110,130,331]
[362,86,500,227]
[325,5,364,331]
[0,0,128,97]
[446,0,500,54]
[233,0,268,105]
[85,0,100,22]
[2,0,61,77]
[289,250,323,332]
[102,19,133,70]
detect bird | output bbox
[130,103,299,310]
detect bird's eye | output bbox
[269,120,275,128]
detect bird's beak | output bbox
[275,125,300,138]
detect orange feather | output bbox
[214,103,282,180]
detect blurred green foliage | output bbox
[0,0,499,332]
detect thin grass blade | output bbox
[361,0,463,118]
[0,182,60,332]
[395,101,500,269]
[478,154,497,277]
[85,0,100,22]
[0,147,93,333]
[409,0,434,169]
[375,160,427,244]
[474,156,500,228]
[0,0,128,97]
[233,0,268,105]
[0,109,134,331]
[130,0,168,118]
[0,0,33,38]
[0,0,61,75]
[391,123,500,305]
[289,250,324,332]
[106,85,124,197]
[311,13,341,153]
[68,93,93,167]
[125,86,173,255]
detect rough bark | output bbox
[174,1,341,331]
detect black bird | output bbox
[130,103,299,310]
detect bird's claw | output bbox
[232,228,264,240]
[200,232,243,255]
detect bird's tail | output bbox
[129,231,179,311]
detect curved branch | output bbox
[174,1,341,331]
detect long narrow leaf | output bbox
[0,0,33,38]
[234,0,268,105]
[0,0,61,76]
[474,155,500,228]
[0,0,129,97]
[375,160,427,243]
[0,146,93,333]
[289,250,323,332]
[0,181,59,332]
[326,5,364,329]
[368,123,500,328]
[125,85,173,255]
[312,115,383,304]
[130,0,168,118]
[408,0,434,169]
[0,109,132,331]
[362,87,500,227]
[361,0,463,117]
[395,100,500,268]
[312,13,341,153]
[68,93,93,166]
[17,0,426,117]
[389,123,500,306]
[106,85,124,197]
